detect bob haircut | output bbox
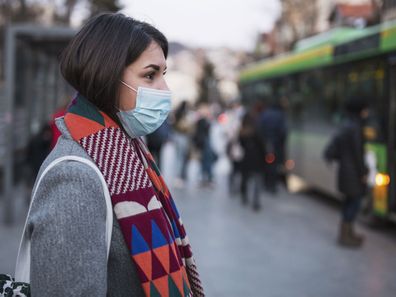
[60,13,168,124]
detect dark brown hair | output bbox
[59,13,168,123]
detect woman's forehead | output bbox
[130,42,166,69]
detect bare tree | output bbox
[53,0,80,25]
[0,0,43,24]
[64,0,79,23]
[277,0,319,50]
[88,0,123,18]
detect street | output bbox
[1,142,396,297]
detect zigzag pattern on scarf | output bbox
[80,127,152,195]
[186,264,205,297]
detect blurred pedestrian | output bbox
[224,101,245,194]
[25,123,52,191]
[193,104,217,187]
[17,13,204,296]
[239,110,265,210]
[146,118,171,169]
[324,95,369,248]
[172,100,193,188]
[258,98,288,194]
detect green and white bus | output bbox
[239,21,396,221]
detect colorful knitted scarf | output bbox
[64,94,204,297]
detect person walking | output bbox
[238,110,265,210]
[324,96,369,248]
[224,101,244,194]
[172,100,193,188]
[258,99,288,194]
[193,104,216,187]
[17,13,204,296]
[146,118,171,169]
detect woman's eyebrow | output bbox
[144,64,160,71]
[144,64,167,71]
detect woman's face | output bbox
[119,41,169,111]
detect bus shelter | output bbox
[2,24,75,224]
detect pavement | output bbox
[0,182,27,275]
[1,142,396,297]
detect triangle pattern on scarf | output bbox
[152,275,169,297]
[172,242,183,267]
[134,259,149,283]
[69,94,105,126]
[171,219,180,239]
[167,229,174,244]
[169,243,181,273]
[153,245,170,274]
[133,252,152,282]
[131,225,150,255]
[168,274,182,297]
[182,267,189,284]
[64,113,104,141]
[151,250,168,280]
[142,282,150,296]
[151,219,168,248]
[183,276,191,296]
[170,271,183,296]
[150,281,161,297]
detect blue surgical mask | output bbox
[117,81,172,138]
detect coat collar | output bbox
[55,117,72,140]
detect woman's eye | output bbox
[145,72,155,80]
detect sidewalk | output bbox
[163,142,396,297]
[1,143,396,296]
[0,183,28,274]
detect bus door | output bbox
[387,55,396,216]
[371,56,396,218]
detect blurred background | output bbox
[1,0,396,296]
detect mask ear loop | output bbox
[118,80,138,112]
[120,80,138,93]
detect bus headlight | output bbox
[375,173,390,187]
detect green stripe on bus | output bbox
[240,20,396,84]
[380,21,396,51]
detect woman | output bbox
[324,96,369,247]
[24,13,204,296]
[238,110,265,211]
[172,100,193,187]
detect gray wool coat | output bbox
[25,118,145,297]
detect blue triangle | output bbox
[170,198,180,218]
[171,219,180,239]
[151,220,168,248]
[167,229,174,244]
[131,225,150,255]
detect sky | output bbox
[109,0,281,51]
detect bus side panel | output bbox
[289,130,339,198]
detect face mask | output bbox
[117,81,172,138]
